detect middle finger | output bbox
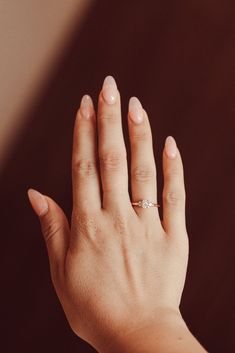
[97,76,131,211]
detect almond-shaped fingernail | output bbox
[129,97,144,124]
[102,75,117,105]
[80,95,94,119]
[165,136,177,159]
[28,188,49,216]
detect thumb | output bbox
[27,188,70,280]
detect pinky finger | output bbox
[162,136,187,237]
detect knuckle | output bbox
[100,150,126,171]
[132,166,155,182]
[163,189,185,206]
[170,167,182,177]
[99,112,116,122]
[165,167,182,181]
[113,212,129,235]
[72,211,99,238]
[132,130,151,142]
[72,158,97,178]
[41,219,63,243]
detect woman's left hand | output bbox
[28,76,189,352]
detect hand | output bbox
[28,76,189,352]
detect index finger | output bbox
[72,95,101,213]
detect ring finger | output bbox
[128,97,161,226]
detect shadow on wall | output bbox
[0,0,94,171]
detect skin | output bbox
[28,76,208,352]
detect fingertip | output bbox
[164,136,178,159]
[102,75,118,105]
[28,188,49,217]
[128,96,144,124]
[79,94,94,120]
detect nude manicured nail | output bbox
[128,97,144,124]
[102,75,117,105]
[165,136,177,159]
[80,95,93,119]
[28,188,48,216]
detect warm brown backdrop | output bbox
[1,1,235,352]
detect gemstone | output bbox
[138,199,153,208]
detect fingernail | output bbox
[102,75,117,105]
[128,97,144,124]
[80,95,93,120]
[165,136,177,159]
[28,188,49,216]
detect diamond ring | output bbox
[131,199,160,209]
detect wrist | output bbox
[97,307,207,353]
[96,307,187,353]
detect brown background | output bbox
[1,1,235,352]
